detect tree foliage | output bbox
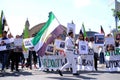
[112,9,120,20]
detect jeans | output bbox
[1,52,8,70]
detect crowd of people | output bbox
[1,30,118,76]
[0,31,40,76]
[58,31,107,76]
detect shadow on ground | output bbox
[0,70,33,77]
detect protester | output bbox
[0,31,9,73]
[26,34,38,69]
[98,46,105,66]
[12,35,24,72]
[58,31,79,76]
[92,37,99,71]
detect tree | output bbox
[112,9,120,20]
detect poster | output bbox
[115,32,120,40]
[14,38,23,46]
[104,48,120,71]
[105,37,115,45]
[94,33,104,46]
[45,45,55,54]
[23,38,33,48]
[54,39,65,50]
[67,23,75,37]
[0,46,7,51]
[79,41,88,54]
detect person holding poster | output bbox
[58,31,79,76]
[0,31,9,73]
[11,35,24,72]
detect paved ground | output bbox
[0,67,120,80]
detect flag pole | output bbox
[115,0,118,31]
[52,12,61,24]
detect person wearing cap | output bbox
[58,31,79,76]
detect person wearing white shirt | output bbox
[58,31,79,76]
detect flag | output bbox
[0,10,7,37]
[23,19,30,39]
[23,19,30,52]
[100,25,105,34]
[32,12,59,52]
[79,23,87,38]
[37,25,64,56]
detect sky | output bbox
[0,0,118,37]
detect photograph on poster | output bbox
[46,45,55,54]
[79,41,88,54]
[116,33,120,40]
[54,39,65,50]
[81,45,86,51]
[94,34,104,45]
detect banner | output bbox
[77,49,94,71]
[40,53,66,71]
[40,49,94,71]
[104,48,120,71]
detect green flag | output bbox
[23,19,30,52]
[0,10,3,37]
[23,19,30,39]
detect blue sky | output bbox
[0,0,118,36]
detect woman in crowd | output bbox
[89,37,99,71]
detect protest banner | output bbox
[40,53,66,71]
[77,49,94,71]
[79,41,88,54]
[23,38,33,48]
[104,48,120,71]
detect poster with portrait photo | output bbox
[23,38,33,48]
[67,23,75,37]
[54,39,65,50]
[94,33,104,46]
[45,45,55,54]
[105,37,115,45]
[79,41,88,54]
[115,32,120,41]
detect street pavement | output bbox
[0,66,120,80]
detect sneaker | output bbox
[58,70,63,76]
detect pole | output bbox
[115,0,118,31]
